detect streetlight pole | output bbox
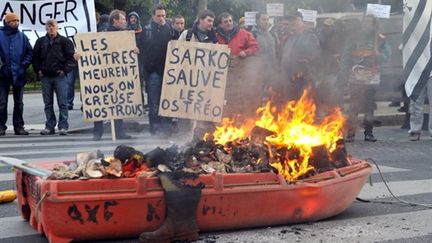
[198,0,208,12]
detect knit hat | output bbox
[4,12,19,23]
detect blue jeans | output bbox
[66,69,77,108]
[41,75,69,130]
[0,84,24,130]
[146,72,172,134]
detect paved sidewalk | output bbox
[4,92,408,135]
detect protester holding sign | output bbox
[177,9,218,137]
[178,10,217,43]
[0,12,33,136]
[32,19,76,136]
[90,9,137,141]
[142,4,175,137]
[339,15,391,142]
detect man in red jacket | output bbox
[215,12,258,57]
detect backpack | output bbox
[186,29,193,41]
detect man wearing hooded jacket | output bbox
[0,12,33,136]
[127,11,147,106]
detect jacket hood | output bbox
[127,11,142,31]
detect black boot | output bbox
[364,133,377,142]
[364,121,377,142]
[139,173,202,243]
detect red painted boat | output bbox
[14,157,371,243]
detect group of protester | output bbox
[0,4,399,142]
[0,12,75,136]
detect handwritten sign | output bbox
[75,31,143,122]
[366,4,391,19]
[266,3,284,17]
[159,41,230,122]
[0,0,97,46]
[244,11,258,26]
[298,8,318,23]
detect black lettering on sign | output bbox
[170,47,179,64]
[66,201,118,224]
[104,201,118,222]
[146,201,161,222]
[85,204,100,224]
[202,205,217,215]
[194,48,206,66]
[68,204,84,224]
[64,0,79,22]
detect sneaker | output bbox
[409,132,420,141]
[59,129,68,136]
[14,127,29,135]
[40,128,55,135]
[364,134,377,142]
[0,129,5,136]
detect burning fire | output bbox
[206,88,346,180]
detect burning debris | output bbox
[48,148,149,180]
[48,88,349,182]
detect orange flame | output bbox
[208,88,345,180]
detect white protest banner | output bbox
[0,0,97,45]
[298,8,318,23]
[160,41,231,123]
[366,4,391,19]
[244,11,258,26]
[75,31,144,122]
[266,3,284,17]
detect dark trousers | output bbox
[41,76,69,130]
[66,69,77,108]
[146,72,173,134]
[0,84,25,130]
[93,119,125,137]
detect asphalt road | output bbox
[1,126,432,243]
[1,93,431,242]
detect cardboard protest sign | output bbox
[266,3,284,17]
[160,41,230,122]
[244,11,258,26]
[366,4,391,19]
[75,31,144,122]
[0,0,97,46]
[298,9,318,24]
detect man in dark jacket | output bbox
[142,4,174,137]
[281,11,321,100]
[32,19,76,136]
[127,11,147,106]
[0,12,33,136]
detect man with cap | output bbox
[281,11,321,100]
[0,12,33,136]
